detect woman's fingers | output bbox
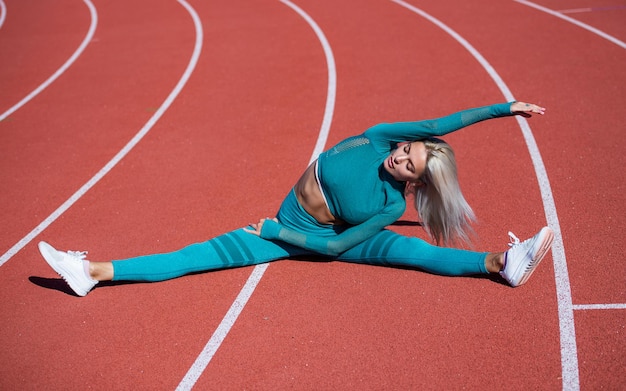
[511,101,546,116]
[244,218,277,236]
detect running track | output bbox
[1,0,624,389]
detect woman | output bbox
[39,101,554,297]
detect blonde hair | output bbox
[408,138,475,246]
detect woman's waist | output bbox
[293,160,345,226]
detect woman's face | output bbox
[384,141,428,183]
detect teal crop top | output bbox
[260,102,515,256]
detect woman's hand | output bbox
[510,101,546,117]
[244,218,278,236]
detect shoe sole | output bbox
[516,227,555,286]
[38,241,89,296]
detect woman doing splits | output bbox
[39,101,554,296]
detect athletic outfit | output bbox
[111,103,515,282]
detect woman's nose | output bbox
[394,154,408,163]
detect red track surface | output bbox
[1,0,624,389]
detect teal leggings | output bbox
[112,190,488,282]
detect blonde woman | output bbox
[39,101,554,296]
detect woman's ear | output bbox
[405,179,425,195]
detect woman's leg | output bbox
[43,188,331,295]
[337,229,489,276]
[104,228,312,282]
[39,229,310,296]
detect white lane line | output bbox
[0,0,97,122]
[0,0,6,29]
[0,0,202,267]
[573,303,626,310]
[558,8,593,14]
[559,6,626,14]
[514,0,626,49]
[389,1,578,390]
[175,1,336,389]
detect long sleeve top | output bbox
[259,102,514,256]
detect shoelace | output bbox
[508,231,521,247]
[67,250,88,260]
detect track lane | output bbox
[0,1,192,258]
[531,0,626,42]
[0,0,97,122]
[177,0,336,388]
[395,0,625,389]
[428,0,626,305]
[0,0,90,113]
[0,0,201,389]
[1,0,328,389]
[515,0,626,48]
[198,0,562,389]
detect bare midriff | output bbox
[294,160,345,226]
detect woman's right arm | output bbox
[245,199,405,257]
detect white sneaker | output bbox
[38,241,97,296]
[499,227,554,287]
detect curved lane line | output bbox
[390,1,578,390]
[0,0,98,122]
[0,0,203,266]
[175,1,336,389]
[514,0,626,49]
[0,0,6,29]
[517,0,626,311]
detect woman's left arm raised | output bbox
[364,101,545,147]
